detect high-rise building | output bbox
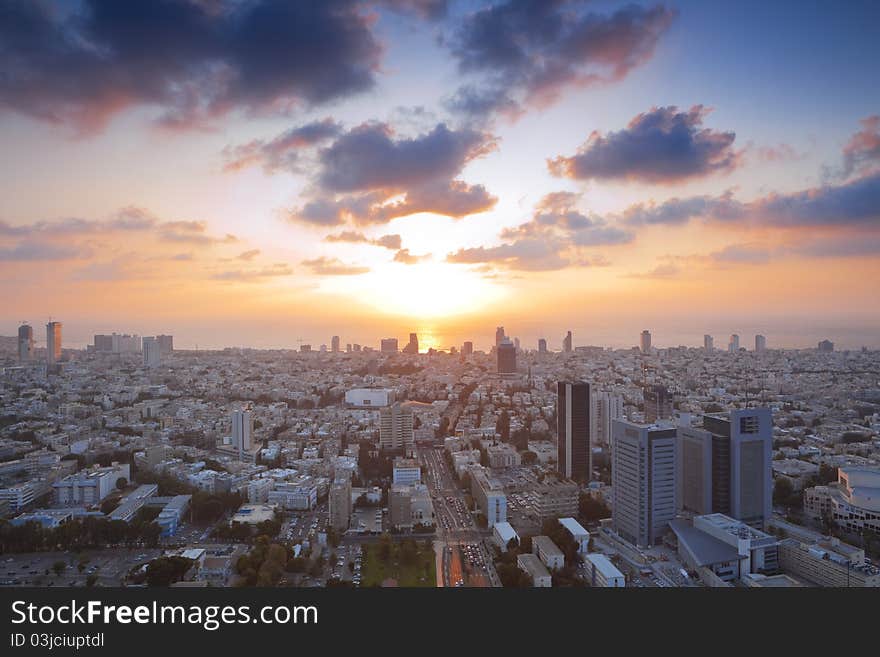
[818,339,834,353]
[329,478,352,531]
[17,324,33,362]
[497,338,516,374]
[704,334,714,351]
[538,338,548,354]
[678,408,773,529]
[93,334,113,352]
[640,330,652,354]
[563,331,572,353]
[331,335,340,353]
[513,337,520,351]
[592,391,624,448]
[403,332,419,354]
[46,321,62,367]
[156,334,174,354]
[495,326,506,348]
[462,341,473,356]
[379,403,414,451]
[755,334,767,353]
[231,409,254,453]
[557,382,591,482]
[612,419,678,547]
[380,338,399,353]
[729,334,740,352]
[644,385,673,423]
[142,337,161,368]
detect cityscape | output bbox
[0,0,879,595]
[1,324,878,588]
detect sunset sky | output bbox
[1,0,879,350]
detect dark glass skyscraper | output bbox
[497,338,516,374]
[557,381,591,482]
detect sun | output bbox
[318,261,505,319]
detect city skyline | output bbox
[1,1,879,348]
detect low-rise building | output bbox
[532,535,565,570]
[517,553,552,587]
[585,553,625,587]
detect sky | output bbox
[1,0,879,351]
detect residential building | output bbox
[517,553,551,587]
[585,554,625,587]
[532,535,565,570]
[379,403,414,451]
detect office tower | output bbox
[644,385,673,423]
[380,337,399,353]
[563,331,572,353]
[156,334,174,354]
[755,334,766,353]
[17,324,33,362]
[46,321,62,366]
[729,334,740,352]
[678,408,773,528]
[142,337,161,368]
[329,478,352,531]
[557,382,591,482]
[592,391,624,448]
[704,334,714,351]
[497,338,517,374]
[538,338,547,354]
[818,339,834,353]
[403,332,419,354]
[331,335,340,353]
[495,326,505,348]
[231,409,253,453]
[462,341,473,356]
[379,403,414,451]
[640,330,652,354]
[612,419,678,547]
[93,334,113,352]
[513,337,520,351]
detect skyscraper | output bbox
[93,334,113,352]
[755,334,767,353]
[557,382,591,482]
[17,324,33,362]
[379,403,414,451]
[704,334,714,351]
[729,334,740,352]
[640,330,652,354]
[612,419,678,547]
[331,335,340,353]
[497,338,516,374]
[495,326,506,348]
[538,338,548,354]
[329,478,352,531]
[156,334,174,355]
[644,385,672,423]
[380,338,399,353]
[817,339,834,353]
[403,332,419,354]
[678,408,773,529]
[462,341,473,356]
[46,321,62,367]
[231,408,253,453]
[562,331,572,353]
[142,336,161,368]
[591,391,624,448]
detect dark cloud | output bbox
[709,243,771,265]
[368,180,497,223]
[622,171,880,227]
[302,256,369,275]
[446,238,570,271]
[393,248,430,264]
[0,241,90,261]
[842,115,880,177]
[323,231,402,249]
[0,0,383,131]
[548,105,739,183]
[445,1,675,117]
[377,0,448,20]
[222,118,342,173]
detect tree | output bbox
[145,557,192,586]
[578,493,611,524]
[116,477,127,490]
[52,560,67,576]
[85,574,98,587]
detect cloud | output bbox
[378,0,448,20]
[624,262,681,279]
[709,243,771,264]
[284,121,498,225]
[0,1,383,131]
[446,191,632,271]
[445,1,675,118]
[622,171,880,227]
[236,249,261,261]
[211,263,293,282]
[842,115,880,177]
[302,256,369,275]
[0,241,90,261]
[222,118,342,172]
[393,248,430,264]
[548,105,739,183]
[323,231,402,249]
